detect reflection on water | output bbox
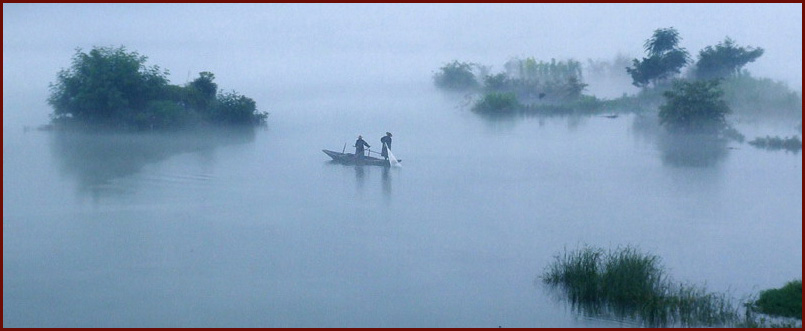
[657,133,729,168]
[381,166,391,201]
[354,165,365,191]
[630,113,730,167]
[49,127,256,196]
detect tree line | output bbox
[433,27,799,136]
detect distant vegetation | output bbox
[434,27,801,130]
[693,37,764,81]
[748,136,802,153]
[434,57,601,116]
[541,245,803,328]
[432,60,480,91]
[659,79,731,134]
[48,46,268,131]
[626,27,691,89]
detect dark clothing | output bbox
[380,136,392,159]
[355,138,370,157]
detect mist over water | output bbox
[3,4,802,327]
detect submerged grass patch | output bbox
[748,136,802,153]
[541,245,740,327]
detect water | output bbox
[3,81,801,327]
[3,4,801,327]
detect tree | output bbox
[48,46,169,126]
[185,71,218,114]
[433,60,479,91]
[49,46,268,129]
[693,37,764,80]
[659,79,731,134]
[627,28,691,88]
[211,91,267,125]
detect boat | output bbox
[322,149,401,166]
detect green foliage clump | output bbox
[48,46,169,126]
[212,91,266,125]
[433,60,479,91]
[472,92,521,114]
[694,37,764,80]
[627,27,691,88]
[659,79,731,134]
[748,136,802,153]
[48,46,267,131]
[753,280,802,320]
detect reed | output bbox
[541,245,741,327]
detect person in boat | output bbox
[380,132,392,160]
[354,135,370,158]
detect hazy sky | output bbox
[3,3,802,127]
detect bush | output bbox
[753,280,802,319]
[211,91,268,125]
[433,60,479,91]
[48,46,169,126]
[472,92,521,114]
[748,136,802,152]
[659,79,731,134]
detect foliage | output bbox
[48,46,169,126]
[658,79,731,134]
[499,57,587,102]
[433,60,480,91]
[694,37,764,80]
[186,71,218,114]
[472,92,521,114]
[627,27,691,88]
[748,136,802,153]
[752,280,802,320]
[48,46,267,131]
[211,91,268,125]
[542,245,740,327]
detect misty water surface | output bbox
[3,3,802,327]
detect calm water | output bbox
[3,81,801,327]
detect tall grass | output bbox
[541,246,740,327]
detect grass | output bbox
[541,245,740,327]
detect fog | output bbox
[3,3,802,328]
[3,3,802,129]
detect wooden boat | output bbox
[322,149,401,166]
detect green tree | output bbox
[211,91,268,125]
[48,46,169,126]
[694,37,764,80]
[627,27,691,88]
[49,46,268,129]
[659,79,731,134]
[185,71,218,114]
[433,60,479,91]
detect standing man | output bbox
[380,132,392,160]
[354,135,370,158]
